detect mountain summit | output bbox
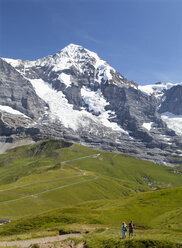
[1,44,182,165]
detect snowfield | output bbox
[29,78,128,134]
[161,112,182,136]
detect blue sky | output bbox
[0,0,182,85]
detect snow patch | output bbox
[0,105,29,118]
[159,134,171,141]
[161,112,182,136]
[142,122,153,131]
[81,86,108,114]
[58,73,72,88]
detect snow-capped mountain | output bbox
[1,44,182,165]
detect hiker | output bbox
[121,221,127,238]
[128,220,134,238]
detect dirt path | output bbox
[0,153,100,204]
[0,233,82,247]
[62,153,100,163]
[0,153,100,193]
[0,175,99,204]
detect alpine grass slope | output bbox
[0,139,181,247]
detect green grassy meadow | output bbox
[0,139,181,247]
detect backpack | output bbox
[130,223,134,229]
[122,225,127,231]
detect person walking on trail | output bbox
[121,221,127,238]
[128,220,134,238]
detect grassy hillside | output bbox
[1,186,181,231]
[83,235,182,248]
[0,187,181,243]
[0,139,181,246]
[0,139,181,218]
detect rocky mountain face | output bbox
[159,85,182,115]
[1,44,182,165]
[0,58,46,143]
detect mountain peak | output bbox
[58,43,90,60]
[59,43,99,63]
[60,43,84,57]
[61,43,83,52]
